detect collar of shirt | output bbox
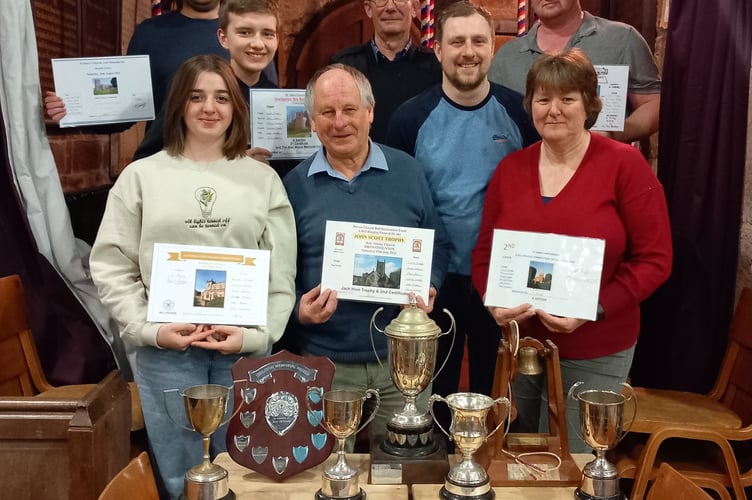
[370,38,413,62]
[522,11,597,53]
[307,140,389,181]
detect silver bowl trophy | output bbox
[568,382,636,500]
[165,384,240,500]
[313,388,380,500]
[430,392,511,500]
[369,302,455,484]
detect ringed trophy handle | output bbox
[486,397,512,440]
[355,388,381,435]
[428,394,451,438]
[567,381,584,403]
[431,308,457,382]
[369,307,387,370]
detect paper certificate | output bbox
[591,65,629,132]
[484,230,605,320]
[320,221,435,305]
[250,89,321,159]
[147,243,270,326]
[51,56,155,127]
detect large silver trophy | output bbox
[568,382,636,500]
[430,393,511,500]
[312,388,380,500]
[370,302,455,455]
[165,384,239,500]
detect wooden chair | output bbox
[611,287,752,499]
[98,452,160,500]
[646,463,712,500]
[0,273,143,431]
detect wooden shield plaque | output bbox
[226,350,336,481]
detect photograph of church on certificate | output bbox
[352,254,402,289]
[193,269,227,308]
[527,260,554,291]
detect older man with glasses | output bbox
[330,0,441,143]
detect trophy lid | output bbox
[383,303,442,339]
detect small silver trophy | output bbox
[569,382,636,500]
[313,388,380,500]
[165,384,239,500]
[429,392,511,500]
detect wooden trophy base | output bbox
[369,434,450,485]
[480,432,582,487]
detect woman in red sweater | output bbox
[471,49,672,452]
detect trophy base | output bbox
[440,477,495,500]
[369,435,449,485]
[574,488,625,500]
[179,490,235,500]
[315,488,366,500]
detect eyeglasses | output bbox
[369,0,411,8]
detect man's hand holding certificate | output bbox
[147,243,270,326]
[320,221,435,305]
[484,230,605,320]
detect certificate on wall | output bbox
[249,89,321,159]
[147,243,270,325]
[320,221,435,305]
[591,65,629,132]
[51,55,155,127]
[484,230,605,320]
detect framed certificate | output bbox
[147,243,270,325]
[320,221,435,305]
[484,230,605,320]
[249,89,321,159]
[51,55,155,127]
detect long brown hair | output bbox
[163,54,249,159]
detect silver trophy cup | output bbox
[314,388,380,500]
[429,392,511,500]
[164,384,240,500]
[371,303,455,456]
[569,382,636,500]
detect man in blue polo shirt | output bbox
[284,64,450,447]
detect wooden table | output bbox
[217,452,594,499]
[215,453,409,500]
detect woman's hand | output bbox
[487,303,536,327]
[535,309,588,333]
[298,284,338,325]
[191,325,243,354]
[156,323,209,351]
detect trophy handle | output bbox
[428,394,451,439]
[486,396,512,440]
[221,380,247,428]
[355,388,381,435]
[431,308,457,382]
[162,388,196,432]
[567,381,584,403]
[619,382,637,440]
[369,307,387,370]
